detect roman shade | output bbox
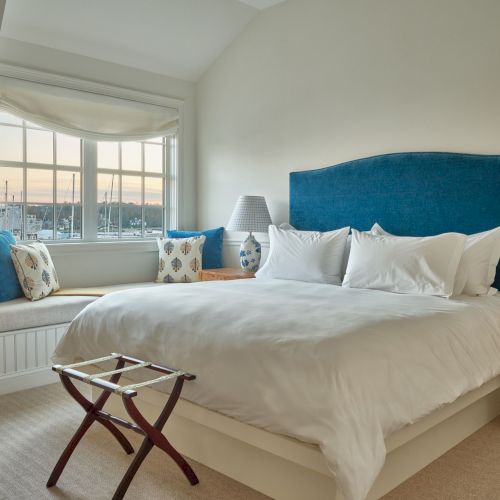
[0,75,178,141]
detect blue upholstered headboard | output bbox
[290,152,500,288]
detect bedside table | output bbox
[199,267,255,281]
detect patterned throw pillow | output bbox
[156,236,206,283]
[10,241,60,301]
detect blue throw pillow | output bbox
[0,230,23,302]
[167,227,224,269]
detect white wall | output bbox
[196,0,500,232]
[48,241,159,287]
[0,37,197,286]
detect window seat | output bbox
[0,295,96,333]
[0,282,163,395]
[0,282,162,333]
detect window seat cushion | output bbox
[0,295,95,333]
[0,282,163,333]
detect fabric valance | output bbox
[0,76,178,141]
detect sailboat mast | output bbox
[71,173,75,238]
[104,192,108,235]
[108,173,114,235]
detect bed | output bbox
[54,152,500,500]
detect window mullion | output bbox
[52,132,56,240]
[141,142,145,238]
[83,140,97,241]
[22,123,27,240]
[164,136,170,231]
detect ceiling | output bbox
[0,0,286,82]
[237,0,286,7]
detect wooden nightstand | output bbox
[199,267,255,281]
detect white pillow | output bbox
[10,241,60,301]
[343,229,466,297]
[156,236,205,283]
[341,234,352,279]
[256,225,350,284]
[277,223,354,281]
[278,222,295,230]
[371,223,500,296]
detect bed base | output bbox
[96,374,500,500]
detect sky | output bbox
[0,113,164,206]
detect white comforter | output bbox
[54,279,500,500]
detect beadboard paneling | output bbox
[0,323,69,394]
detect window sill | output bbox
[44,239,159,256]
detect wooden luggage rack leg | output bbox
[46,353,198,499]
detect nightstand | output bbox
[199,267,255,281]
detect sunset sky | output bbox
[0,112,164,207]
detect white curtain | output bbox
[0,76,179,141]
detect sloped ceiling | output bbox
[0,0,286,82]
[237,0,287,8]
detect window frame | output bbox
[0,118,84,241]
[0,62,184,245]
[0,117,179,243]
[93,135,176,241]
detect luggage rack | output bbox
[46,353,198,500]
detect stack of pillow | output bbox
[155,227,224,283]
[0,227,226,303]
[0,230,60,303]
[256,224,500,298]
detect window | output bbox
[0,111,177,241]
[0,113,82,240]
[96,137,169,239]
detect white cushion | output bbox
[341,234,352,279]
[371,223,500,296]
[10,241,60,301]
[343,229,466,297]
[277,222,295,230]
[453,228,500,296]
[0,282,163,332]
[256,225,350,284]
[156,236,205,283]
[0,295,95,332]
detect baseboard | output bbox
[0,366,58,395]
[0,323,69,395]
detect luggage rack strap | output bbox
[84,361,152,381]
[54,353,121,373]
[114,370,186,395]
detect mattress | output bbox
[54,279,500,500]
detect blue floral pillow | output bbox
[166,227,224,269]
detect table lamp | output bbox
[227,195,272,272]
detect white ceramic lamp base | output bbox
[239,233,261,272]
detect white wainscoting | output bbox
[0,323,69,395]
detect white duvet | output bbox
[54,279,500,500]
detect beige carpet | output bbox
[2,384,500,500]
[0,383,268,500]
[382,418,500,500]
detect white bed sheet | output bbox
[54,279,500,500]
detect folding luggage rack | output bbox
[46,353,199,499]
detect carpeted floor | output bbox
[0,383,268,500]
[2,384,500,500]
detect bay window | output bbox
[0,111,177,241]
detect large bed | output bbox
[54,152,500,500]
